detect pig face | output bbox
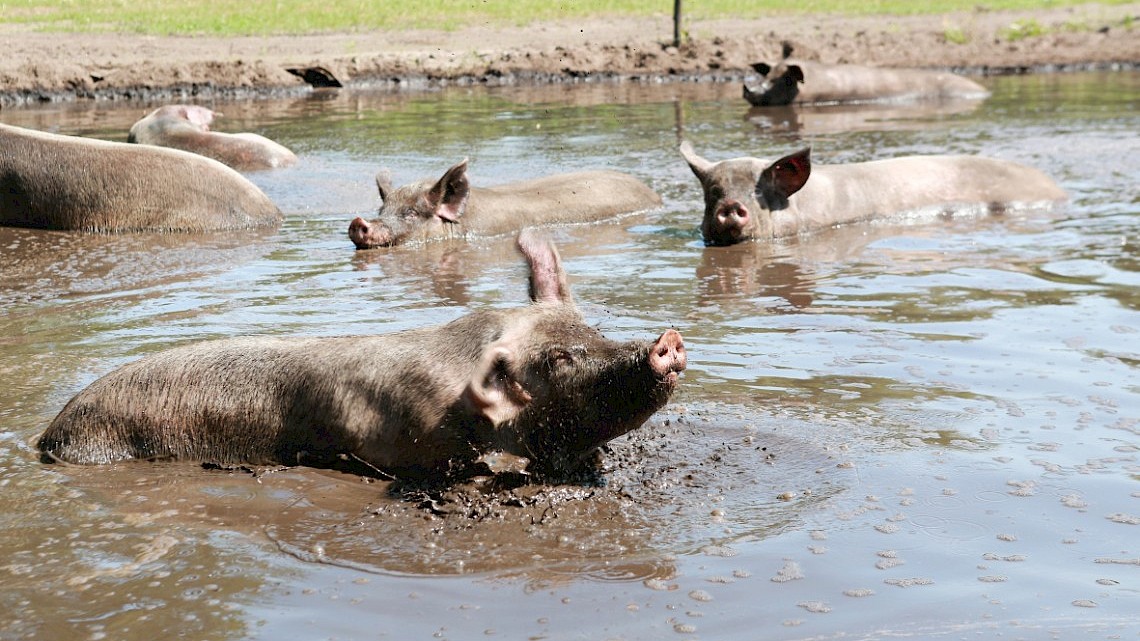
[742,42,804,107]
[680,142,812,246]
[744,60,804,107]
[461,231,687,477]
[348,159,471,249]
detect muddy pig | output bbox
[38,231,687,480]
[680,141,1067,246]
[128,105,298,171]
[0,123,280,232]
[743,43,988,107]
[348,159,662,248]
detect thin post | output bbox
[673,0,682,47]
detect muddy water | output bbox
[1,72,1138,640]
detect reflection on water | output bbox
[1,71,1138,640]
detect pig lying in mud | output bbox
[348,159,662,248]
[129,105,298,171]
[680,141,1067,246]
[742,44,987,107]
[38,231,687,481]
[0,123,281,232]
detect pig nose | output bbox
[348,216,391,249]
[716,200,749,230]
[649,329,687,378]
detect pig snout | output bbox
[649,329,686,381]
[715,200,750,235]
[348,216,393,249]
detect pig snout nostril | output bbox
[716,202,748,226]
[650,329,687,377]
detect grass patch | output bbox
[0,0,1132,36]
[999,18,1048,40]
[942,23,970,44]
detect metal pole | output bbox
[673,0,682,47]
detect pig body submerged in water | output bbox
[38,231,686,480]
[348,159,662,248]
[742,43,988,107]
[0,123,281,232]
[129,105,298,171]
[680,142,1067,246]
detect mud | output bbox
[48,405,848,579]
[2,4,1139,106]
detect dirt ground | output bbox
[1,3,1138,107]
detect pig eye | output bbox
[399,208,418,219]
[549,349,575,366]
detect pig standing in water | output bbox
[0,123,280,232]
[743,43,987,107]
[348,159,662,248]
[38,231,687,481]
[129,105,298,171]
[680,141,1067,246]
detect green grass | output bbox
[942,24,970,45]
[999,17,1048,40]
[0,0,1131,36]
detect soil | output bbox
[2,4,1138,107]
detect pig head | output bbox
[38,230,686,481]
[681,141,812,246]
[129,105,298,171]
[742,42,804,107]
[349,160,471,248]
[680,141,1067,246]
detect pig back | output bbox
[794,61,988,104]
[0,123,281,232]
[464,170,662,234]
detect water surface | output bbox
[1,72,1138,640]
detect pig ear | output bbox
[751,62,772,76]
[786,65,805,84]
[757,147,811,204]
[428,159,471,223]
[517,229,572,304]
[463,346,532,426]
[679,141,714,184]
[375,169,393,203]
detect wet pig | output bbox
[0,122,280,232]
[128,105,298,171]
[38,231,686,481]
[743,43,988,107]
[680,141,1067,246]
[348,159,662,248]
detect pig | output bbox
[128,105,298,171]
[680,141,1067,247]
[0,123,281,232]
[743,43,988,107]
[37,231,687,481]
[348,160,662,249]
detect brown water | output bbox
[1,73,1138,640]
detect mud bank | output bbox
[1,4,1138,107]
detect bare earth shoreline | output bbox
[1,4,1138,107]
